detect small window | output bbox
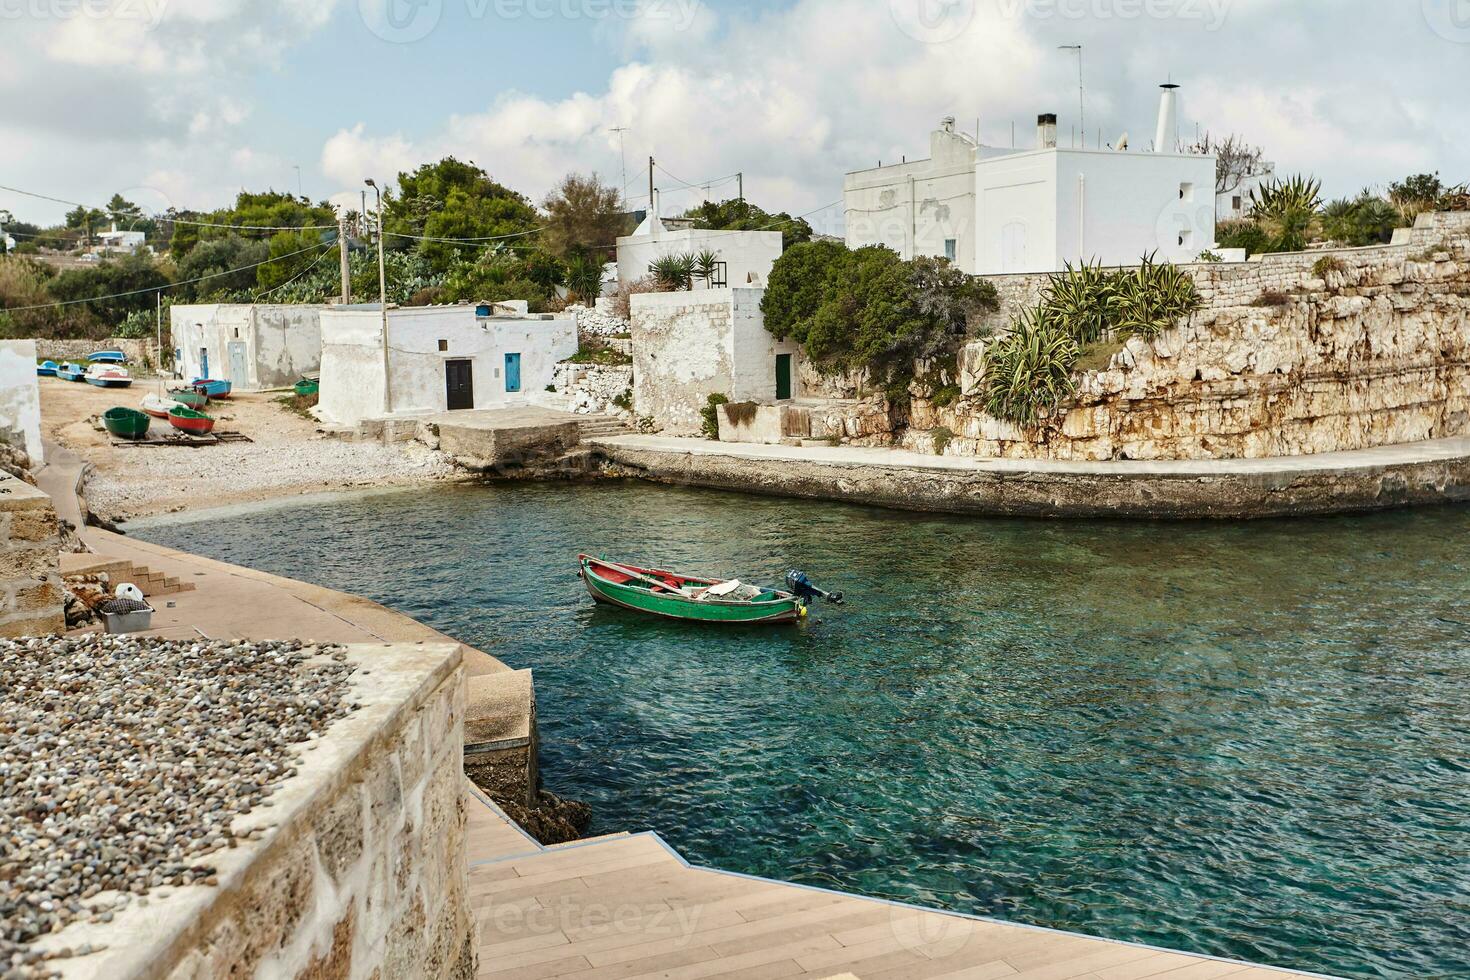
[233,328,239,339]
[1232,195,1243,211]
[1179,182,1194,202]
[944,239,957,262]
[438,339,448,352]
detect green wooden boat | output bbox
[103,406,150,440]
[293,377,320,397]
[168,387,209,409]
[579,554,806,624]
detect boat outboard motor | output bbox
[785,570,844,605]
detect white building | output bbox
[94,225,149,256]
[629,287,800,436]
[170,304,327,390]
[317,303,578,428]
[1217,166,1276,221]
[844,88,1217,273]
[0,340,44,465]
[616,204,784,288]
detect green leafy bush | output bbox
[649,252,695,290]
[1312,255,1346,278]
[700,393,728,440]
[982,305,1079,428]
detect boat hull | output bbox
[168,388,209,409]
[168,408,216,435]
[103,408,150,440]
[191,379,232,399]
[579,556,803,624]
[88,351,126,364]
[59,368,86,383]
[85,377,133,388]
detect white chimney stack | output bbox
[1037,113,1058,150]
[1154,83,1180,153]
[941,115,956,133]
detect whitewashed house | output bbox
[844,86,1217,273]
[94,225,149,256]
[317,303,578,428]
[616,201,784,288]
[170,304,327,390]
[1217,165,1276,221]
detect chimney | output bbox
[1037,113,1058,150]
[941,115,956,133]
[1154,83,1180,153]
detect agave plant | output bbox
[692,248,722,289]
[1250,175,1323,252]
[1107,251,1201,339]
[565,256,604,302]
[649,252,696,290]
[982,304,1080,428]
[1042,260,1116,346]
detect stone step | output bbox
[59,553,197,598]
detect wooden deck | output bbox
[462,784,1331,980]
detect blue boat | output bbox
[58,363,86,382]
[88,350,127,364]
[191,378,233,399]
[36,360,58,377]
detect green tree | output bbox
[256,230,333,293]
[541,172,631,260]
[760,239,848,339]
[47,254,169,325]
[683,198,815,250]
[384,158,540,272]
[174,235,270,300]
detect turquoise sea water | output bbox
[133,482,1470,978]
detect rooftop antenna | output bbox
[1059,45,1084,144]
[609,126,630,205]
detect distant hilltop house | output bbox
[1,233,15,253]
[616,196,784,288]
[317,302,577,429]
[92,224,150,257]
[1217,164,1277,222]
[843,85,1219,274]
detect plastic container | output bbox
[102,607,154,634]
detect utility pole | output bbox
[1059,45,1084,146]
[737,172,743,205]
[337,213,352,304]
[648,156,655,222]
[610,127,629,205]
[365,179,391,415]
[294,165,303,198]
[155,291,162,373]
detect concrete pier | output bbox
[590,434,1470,520]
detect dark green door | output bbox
[775,353,792,400]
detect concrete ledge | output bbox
[592,434,1470,519]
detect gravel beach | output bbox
[38,379,463,521]
[0,636,356,978]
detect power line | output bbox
[253,241,339,301]
[0,184,337,231]
[386,227,545,244]
[0,238,335,313]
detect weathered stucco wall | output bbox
[0,474,65,637]
[36,644,474,979]
[0,340,44,465]
[170,304,325,390]
[815,211,1470,461]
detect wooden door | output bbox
[775,353,792,401]
[445,359,474,410]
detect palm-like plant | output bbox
[982,304,1079,427]
[692,248,721,289]
[1107,251,1201,339]
[1044,260,1116,345]
[1250,175,1323,252]
[566,256,603,302]
[649,252,696,290]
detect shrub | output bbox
[565,256,603,302]
[700,393,728,440]
[1215,218,1271,257]
[930,426,954,455]
[649,252,695,290]
[1196,250,1223,263]
[1252,290,1291,307]
[982,305,1079,427]
[1107,253,1201,340]
[612,388,633,411]
[1312,255,1346,278]
[1249,174,1323,252]
[114,309,156,339]
[610,275,666,320]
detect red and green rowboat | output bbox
[579,555,807,624]
[167,406,216,435]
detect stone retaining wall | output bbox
[34,336,161,369]
[37,644,474,979]
[0,474,64,637]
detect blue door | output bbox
[504,353,521,393]
[200,349,209,380]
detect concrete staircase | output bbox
[59,553,198,598]
[576,415,630,441]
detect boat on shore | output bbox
[167,406,216,435]
[191,378,232,399]
[88,350,127,364]
[58,363,86,383]
[293,376,319,397]
[36,360,58,377]
[102,406,150,440]
[140,393,182,419]
[168,387,209,409]
[579,555,835,624]
[85,366,132,389]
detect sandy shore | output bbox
[40,376,465,521]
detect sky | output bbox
[2,0,1469,234]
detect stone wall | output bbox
[551,362,633,415]
[630,290,738,435]
[34,336,161,369]
[35,644,475,979]
[869,211,1470,460]
[0,474,65,637]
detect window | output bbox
[1232,195,1243,211]
[438,339,449,352]
[944,239,957,262]
[1179,182,1194,202]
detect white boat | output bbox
[140,393,183,419]
[84,364,132,389]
